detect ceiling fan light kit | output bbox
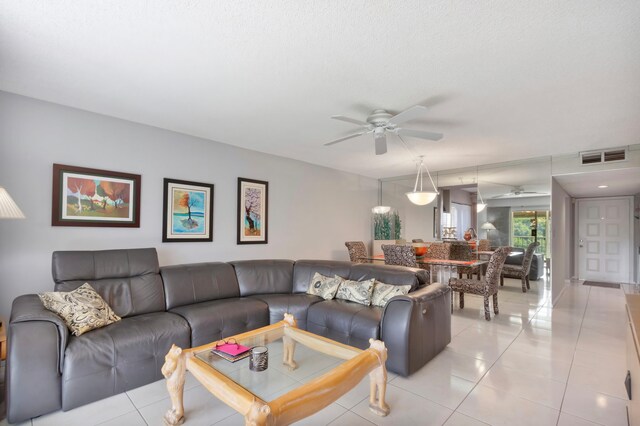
[406,156,438,206]
[325,105,444,156]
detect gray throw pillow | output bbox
[307,272,342,300]
[371,281,411,308]
[335,277,375,306]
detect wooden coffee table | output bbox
[161,314,390,425]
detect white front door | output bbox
[577,197,632,283]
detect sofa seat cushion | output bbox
[62,312,190,411]
[170,298,269,347]
[249,294,323,330]
[306,300,382,349]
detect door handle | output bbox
[626,370,632,400]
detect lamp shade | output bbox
[476,203,487,213]
[0,187,25,219]
[480,222,496,230]
[406,191,438,206]
[371,205,391,214]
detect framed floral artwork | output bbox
[52,163,141,227]
[237,177,268,244]
[162,178,214,242]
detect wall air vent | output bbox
[580,148,627,165]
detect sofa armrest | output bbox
[7,294,68,423]
[380,283,451,376]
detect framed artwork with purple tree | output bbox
[237,177,268,244]
[163,178,214,242]
[52,163,141,227]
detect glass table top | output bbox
[194,329,350,401]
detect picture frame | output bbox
[237,177,268,244]
[162,178,214,242]
[52,163,141,227]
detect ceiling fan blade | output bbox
[331,115,369,126]
[398,128,444,141]
[323,132,366,146]
[374,132,387,155]
[388,105,428,126]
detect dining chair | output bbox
[500,241,540,292]
[344,241,369,264]
[449,246,511,321]
[381,244,418,267]
[477,239,491,251]
[450,243,481,280]
[425,242,450,260]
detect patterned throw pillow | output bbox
[307,272,342,300]
[335,277,375,306]
[371,281,411,308]
[38,283,121,336]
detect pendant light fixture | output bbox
[476,168,487,212]
[371,180,391,214]
[406,156,438,206]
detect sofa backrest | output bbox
[348,263,427,291]
[292,260,353,293]
[160,262,240,310]
[230,260,294,296]
[51,248,165,318]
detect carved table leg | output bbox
[367,339,390,417]
[245,400,271,426]
[282,313,298,371]
[162,344,186,425]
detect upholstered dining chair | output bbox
[477,239,491,251]
[381,244,418,267]
[449,246,511,321]
[500,241,540,292]
[450,243,481,280]
[425,242,450,260]
[345,241,369,264]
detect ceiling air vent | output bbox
[604,149,626,162]
[580,148,627,165]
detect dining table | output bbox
[367,255,488,284]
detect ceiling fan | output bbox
[324,105,444,155]
[490,185,548,199]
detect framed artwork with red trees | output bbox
[52,164,141,227]
[162,178,214,242]
[237,177,268,244]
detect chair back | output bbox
[425,242,450,260]
[478,239,491,251]
[485,246,511,290]
[345,241,368,264]
[522,241,540,274]
[412,238,424,243]
[449,243,472,261]
[381,244,418,267]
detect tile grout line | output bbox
[124,392,149,426]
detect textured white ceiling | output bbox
[2,1,639,178]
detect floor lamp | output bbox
[0,186,25,328]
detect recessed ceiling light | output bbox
[598,185,608,189]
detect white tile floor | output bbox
[1,276,631,426]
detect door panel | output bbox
[578,198,631,283]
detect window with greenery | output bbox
[511,210,548,255]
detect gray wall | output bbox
[0,92,377,319]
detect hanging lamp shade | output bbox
[406,156,438,206]
[371,205,391,214]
